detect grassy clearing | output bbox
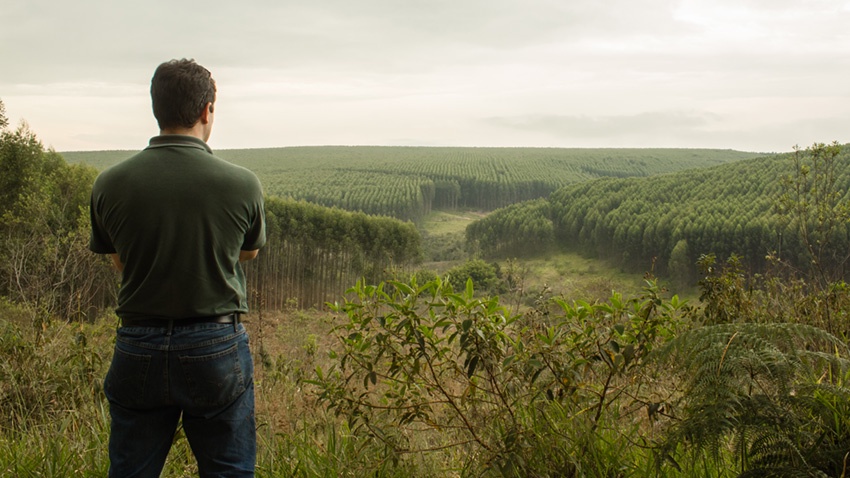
[420,209,486,236]
[418,208,657,301]
[419,209,484,265]
[507,252,647,300]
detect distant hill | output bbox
[467,143,850,281]
[62,146,760,223]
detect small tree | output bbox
[776,142,850,287]
[668,239,692,290]
[0,98,8,130]
[772,142,850,333]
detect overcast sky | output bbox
[2,0,849,153]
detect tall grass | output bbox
[0,298,112,476]
[0,293,756,477]
[0,301,437,477]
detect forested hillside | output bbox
[467,143,850,284]
[64,147,760,223]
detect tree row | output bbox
[66,146,759,222]
[243,197,422,310]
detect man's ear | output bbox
[200,102,213,124]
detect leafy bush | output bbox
[445,259,502,294]
[313,276,687,476]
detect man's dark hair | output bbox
[151,59,216,130]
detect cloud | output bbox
[2,0,849,151]
[485,110,719,140]
[483,105,849,152]
[0,0,684,81]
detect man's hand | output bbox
[239,250,259,262]
[109,253,125,272]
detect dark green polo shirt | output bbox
[89,135,266,320]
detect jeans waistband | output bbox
[120,313,241,328]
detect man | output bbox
[90,58,265,477]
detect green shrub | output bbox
[313,276,687,476]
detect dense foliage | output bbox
[0,111,114,323]
[654,255,850,477]
[64,146,759,223]
[310,252,850,477]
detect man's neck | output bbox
[160,104,213,142]
[160,124,207,141]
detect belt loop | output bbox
[166,319,174,336]
[233,313,240,332]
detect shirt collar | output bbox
[146,135,213,154]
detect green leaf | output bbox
[392,280,414,296]
[466,356,479,378]
[622,344,635,364]
[530,367,544,384]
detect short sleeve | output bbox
[89,193,116,254]
[241,177,266,251]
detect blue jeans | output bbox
[104,321,256,477]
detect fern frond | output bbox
[746,430,807,470]
[655,321,850,475]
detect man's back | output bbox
[90,134,265,319]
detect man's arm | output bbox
[239,249,259,262]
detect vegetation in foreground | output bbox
[4,258,850,477]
